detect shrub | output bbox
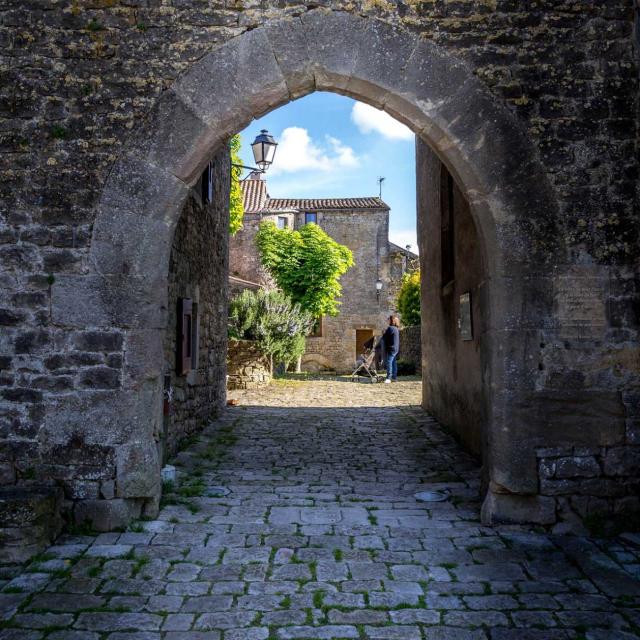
[396,269,421,326]
[228,289,314,367]
[256,220,354,317]
[396,359,416,376]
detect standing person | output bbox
[382,315,400,383]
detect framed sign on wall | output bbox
[458,292,473,341]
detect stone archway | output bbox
[51,10,561,525]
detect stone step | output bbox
[0,486,64,564]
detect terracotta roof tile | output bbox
[241,174,268,213]
[241,177,389,214]
[264,197,388,211]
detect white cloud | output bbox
[269,126,360,175]
[351,102,413,141]
[389,229,419,255]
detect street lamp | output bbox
[251,129,278,171]
[404,244,412,274]
[376,277,383,301]
[232,129,278,174]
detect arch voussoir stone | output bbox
[171,28,290,174]
[127,88,224,185]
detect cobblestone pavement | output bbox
[2,377,640,639]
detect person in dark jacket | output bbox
[382,315,400,383]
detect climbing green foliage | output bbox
[228,289,314,366]
[396,269,421,326]
[229,135,244,235]
[256,221,354,317]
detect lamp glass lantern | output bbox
[375,277,383,300]
[251,129,278,172]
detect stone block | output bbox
[264,17,315,99]
[627,418,640,444]
[115,441,161,499]
[41,388,161,453]
[299,10,371,95]
[73,498,143,532]
[124,329,165,384]
[96,152,188,223]
[91,208,176,279]
[78,366,120,390]
[73,331,123,352]
[481,491,556,526]
[0,486,63,563]
[51,274,168,330]
[130,88,221,184]
[554,456,601,478]
[603,446,640,477]
[173,27,288,158]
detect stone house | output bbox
[230,173,417,372]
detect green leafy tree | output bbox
[229,135,244,235]
[228,288,314,367]
[396,269,421,326]
[256,221,354,317]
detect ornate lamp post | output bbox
[232,129,278,174]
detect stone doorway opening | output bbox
[62,10,565,529]
[355,330,374,361]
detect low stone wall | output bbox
[0,486,63,563]
[399,326,422,374]
[227,340,271,390]
[536,443,640,525]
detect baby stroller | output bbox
[351,337,385,383]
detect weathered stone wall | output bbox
[417,139,640,526]
[399,325,421,375]
[418,145,485,459]
[0,2,638,529]
[228,213,274,287]
[162,148,230,460]
[227,339,271,390]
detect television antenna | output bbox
[377,176,386,198]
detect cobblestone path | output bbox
[2,377,640,639]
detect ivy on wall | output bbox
[229,135,244,235]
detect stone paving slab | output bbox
[1,377,639,639]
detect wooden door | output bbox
[355,329,374,356]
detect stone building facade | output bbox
[230,173,416,372]
[0,4,638,536]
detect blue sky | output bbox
[238,92,418,252]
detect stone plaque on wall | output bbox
[459,292,473,341]
[554,268,608,340]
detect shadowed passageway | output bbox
[1,378,639,639]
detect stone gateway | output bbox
[0,4,638,545]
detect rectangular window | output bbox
[309,316,323,338]
[305,212,317,225]
[277,216,288,229]
[440,167,455,288]
[201,162,213,204]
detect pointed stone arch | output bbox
[54,10,562,523]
